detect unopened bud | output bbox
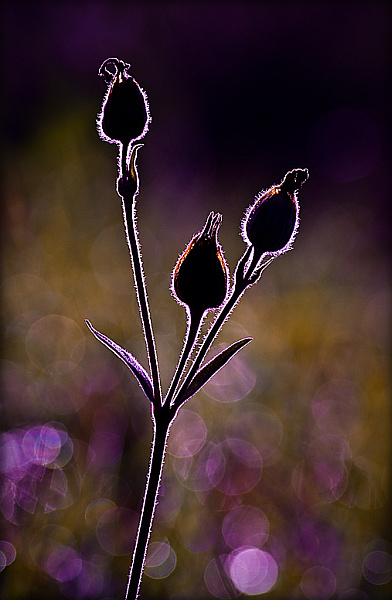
[242,168,308,259]
[173,212,228,316]
[97,57,150,146]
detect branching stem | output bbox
[165,308,203,406]
[173,248,251,408]
[118,145,276,597]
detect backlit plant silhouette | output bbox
[87,57,308,600]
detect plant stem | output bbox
[173,292,239,407]
[120,143,162,405]
[173,251,250,408]
[125,412,171,599]
[165,309,203,406]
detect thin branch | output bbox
[165,308,203,406]
[120,143,162,406]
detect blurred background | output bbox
[1,2,391,599]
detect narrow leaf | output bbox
[85,319,154,402]
[178,337,252,404]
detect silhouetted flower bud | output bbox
[97,57,150,145]
[173,212,228,316]
[242,168,309,259]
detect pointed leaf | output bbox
[85,319,154,402]
[178,337,252,404]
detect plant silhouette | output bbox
[88,57,308,599]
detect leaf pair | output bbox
[85,320,251,408]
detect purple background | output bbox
[1,2,391,599]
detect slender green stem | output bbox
[120,143,162,406]
[125,411,171,599]
[165,309,203,406]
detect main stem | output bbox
[121,144,162,405]
[125,414,171,599]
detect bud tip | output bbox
[281,168,309,195]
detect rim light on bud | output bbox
[172,212,229,317]
[97,57,151,147]
[242,168,309,261]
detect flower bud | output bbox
[172,212,228,316]
[97,57,150,145]
[242,168,308,259]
